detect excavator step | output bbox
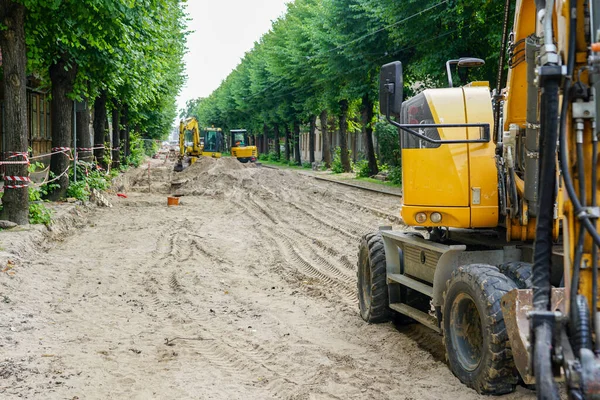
[388,273,433,298]
[389,303,440,333]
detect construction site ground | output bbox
[0,157,535,399]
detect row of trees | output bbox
[0,0,187,224]
[183,0,509,173]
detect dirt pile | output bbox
[114,160,174,193]
[169,158,294,199]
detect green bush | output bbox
[355,159,370,178]
[258,153,269,161]
[143,139,159,157]
[125,132,146,168]
[67,180,90,201]
[375,120,401,166]
[302,162,311,169]
[28,187,52,225]
[388,165,402,185]
[267,151,279,162]
[67,166,111,202]
[331,147,353,174]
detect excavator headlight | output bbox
[415,212,427,224]
[430,212,442,223]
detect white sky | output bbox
[176,0,290,114]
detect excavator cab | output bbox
[380,61,497,229]
[201,127,223,158]
[230,129,257,163]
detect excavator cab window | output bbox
[232,132,247,147]
[204,130,222,152]
[184,128,195,147]
[399,94,441,149]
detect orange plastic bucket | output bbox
[167,196,180,206]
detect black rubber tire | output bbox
[498,261,533,289]
[443,264,519,395]
[357,232,390,323]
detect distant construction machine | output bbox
[174,117,224,171]
[230,129,258,163]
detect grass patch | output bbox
[258,159,304,169]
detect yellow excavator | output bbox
[230,129,258,163]
[358,0,600,397]
[174,118,223,171]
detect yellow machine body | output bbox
[201,127,224,159]
[400,85,498,228]
[175,119,224,171]
[230,129,258,163]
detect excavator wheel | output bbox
[498,261,533,289]
[443,264,519,395]
[357,232,390,323]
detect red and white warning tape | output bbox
[4,176,31,182]
[0,152,30,166]
[29,147,72,160]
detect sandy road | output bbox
[0,158,536,399]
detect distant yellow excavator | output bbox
[174,117,223,171]
[230,129,258,163]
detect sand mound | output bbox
[169,157,277,198]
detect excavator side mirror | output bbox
[379,61,403,119]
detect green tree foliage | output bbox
[183,0,508,168]
[16,0,187,198]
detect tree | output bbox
[76,99,93,162]
[320,110,331,167]
[338,99,351,172]
[0,1,28,224]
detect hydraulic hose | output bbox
[572,294,593,355]
[532,76,559,311]
[531,2,561,397]
[570,140,587,317]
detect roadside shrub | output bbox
[331,147,353,174]
[124,132,146,167]
[375,120,401,166]
[355,159,370,178]
[66,180,90,201]
[302,162,311,169]
[67,166,111,202]
[28,187,52,225]
[388,165,402,185]
[267,151,279,162]
[258,153,268,161]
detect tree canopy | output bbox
[186,0,509,134]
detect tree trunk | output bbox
[93,91,107,167]
[76,99,92,162]
[284,124,290,162]
[48,56,77,200]
[339,100,351,172]
[361,93,378,176]
[328,115,336,162]
[274,123,281,160]
[121,104,130,157]
[112,100,120,168]
[0,2,28,224]
[262,124,268,155]
[309,115,316,164]
[320,110,330,167]
[293,120,301,165]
